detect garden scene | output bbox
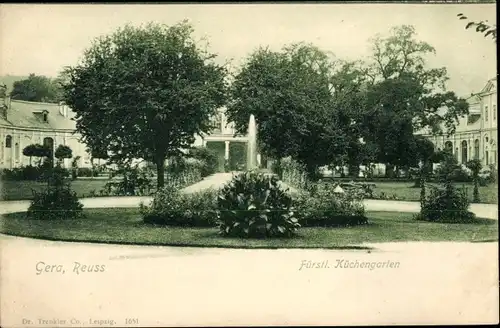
[0,19,497,248]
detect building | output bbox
[416,78,497,169]
[1,89,257,171]
[194,107,262,171]
[0,91,94,169]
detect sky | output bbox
[0,3,496,97]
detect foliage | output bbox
[280,157,311,190]
[22,144,37,165]
[226,44,353,179]
[458,13,497,42]
[54,145,73,161]
[165,156,204,182]
[359,25,469,172]
[217,171,300,238]
[26,164,84,220]
[188,146,219,177]
[0,166,50,181]
[76,167,99,177]
[227,26,468,178]
[434,152,471,183]
[62,21,227,188]
[479,164,497,185]
[417,181,476,223]
[141,187,218,227]
[71,156,81,180]
[228,142,247,171]
[103,163,156,196]
[466,159,482,202]
[22,144,52,165]
[26,186,84,220]
[9,74,62,103]
[293,183,368,227]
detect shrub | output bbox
[26,165,84,220]
[27,187,84,220]
[293,183,368,227]
[77,167,99,177]
[217,171,300,238]
[0,165,63,181]
[104,164,156,196]
[189,147,219,177]
[54,145,73,162]
[281,157,309,190]
[478,165,496,185]
[141,186,218,227]
[435,155,472,183]
[417,181,476,223]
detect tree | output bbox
[227,43,352,180]
[466,159,482,202]
[408,136,437,202]
[187,146,219,177]
[22,144,38,166]
[457,13,497,42]
[10,74,61,103]
[226,47,299,167]
[23,144,52,166]
[54,145,73,164]
[62,21,227,188]
[359,25,469,176]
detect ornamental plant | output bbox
[217,171,300,238]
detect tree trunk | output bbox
[348,163,360,179]
[156,156,166,189]
[473,175,480,203]
[385,164,395,178]
[274,157,283,179]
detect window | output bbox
[461,140,468,164]
[211,113,222,133]
[15,143,19,159]
[485,151,489,165]
[494,105,497,120]
[43,112,48,122]
[485,106,488,122]
[5,135,12,148]
[444,141,453,153]
[474,139,480,159]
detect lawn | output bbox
[1,178,498,204]
[317,181,498,204]
[373,181,498,204]
[1,208,497,248]
[0,179,109,201]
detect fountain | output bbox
[247,114,258,170]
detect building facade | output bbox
[0,92,94,169]
[194,107,262,171]
[1,90,257,171]
[416,78,497,169]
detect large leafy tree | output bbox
[10,74,61,103]
[226,43,349,179]
[360,25,469,174]
[62,21,227,187]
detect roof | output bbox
[480,77,497,94]
[0,99,77,131]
